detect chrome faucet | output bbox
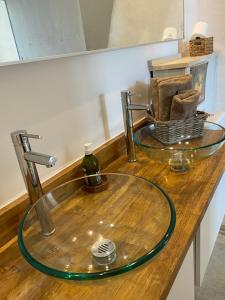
[11,130,57,236]
[121,90,150,162]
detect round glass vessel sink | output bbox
[134,121,225,172]
[18,173,175,280]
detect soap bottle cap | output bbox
[84,143,93,155]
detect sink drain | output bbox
[91,239,116,266]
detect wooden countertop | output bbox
[1,145,225,300]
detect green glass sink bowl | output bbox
[18,173,176,280]
[133,121,225,172]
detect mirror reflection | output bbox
[0,0,183,64]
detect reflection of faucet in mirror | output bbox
[121,91,150,162]
[11,130,57,236]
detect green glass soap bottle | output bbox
[82,143,102,186]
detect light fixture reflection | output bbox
[98,234,104,241]
[64,264,70,271]
[88,264,93,272]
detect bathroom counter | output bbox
[1,144,225,300]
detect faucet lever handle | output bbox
[127,91,142,98]
[121,90,142,98]
[20,133,42,140]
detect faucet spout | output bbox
[24,152,57,167]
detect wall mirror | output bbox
[0,0,184,65]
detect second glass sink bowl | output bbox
[134,121,225,172]
[18,173,176,280]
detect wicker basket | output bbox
[147,111,209,145]
[189,37,213,57]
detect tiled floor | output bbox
[197,228,225,300]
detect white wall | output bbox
[183,0,199,40]
[0,41,178,208]
[193,0,225,51]
[194,0,225,112]
[184,0,225,112]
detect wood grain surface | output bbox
[20,175,171,276]
[0,136,225,299]
[0,119,146,248]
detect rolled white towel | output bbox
[191,21,209,39]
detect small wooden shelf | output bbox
[148,53,216,72]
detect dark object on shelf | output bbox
[83,175,109,193]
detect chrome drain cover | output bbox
[91,239,116,266]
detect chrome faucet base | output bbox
[35,199,56,236]
[42,227,56,237]
[128,158,137,163]
[121,90,149,163]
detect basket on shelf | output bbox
[147,111,209,145]
[189,37,213,57]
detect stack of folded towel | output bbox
[151,75,200,121]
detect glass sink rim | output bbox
[18,172,176,281]
[133,121,225,151]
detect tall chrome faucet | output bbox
[121,90,149,162]
[11,130,57,236]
